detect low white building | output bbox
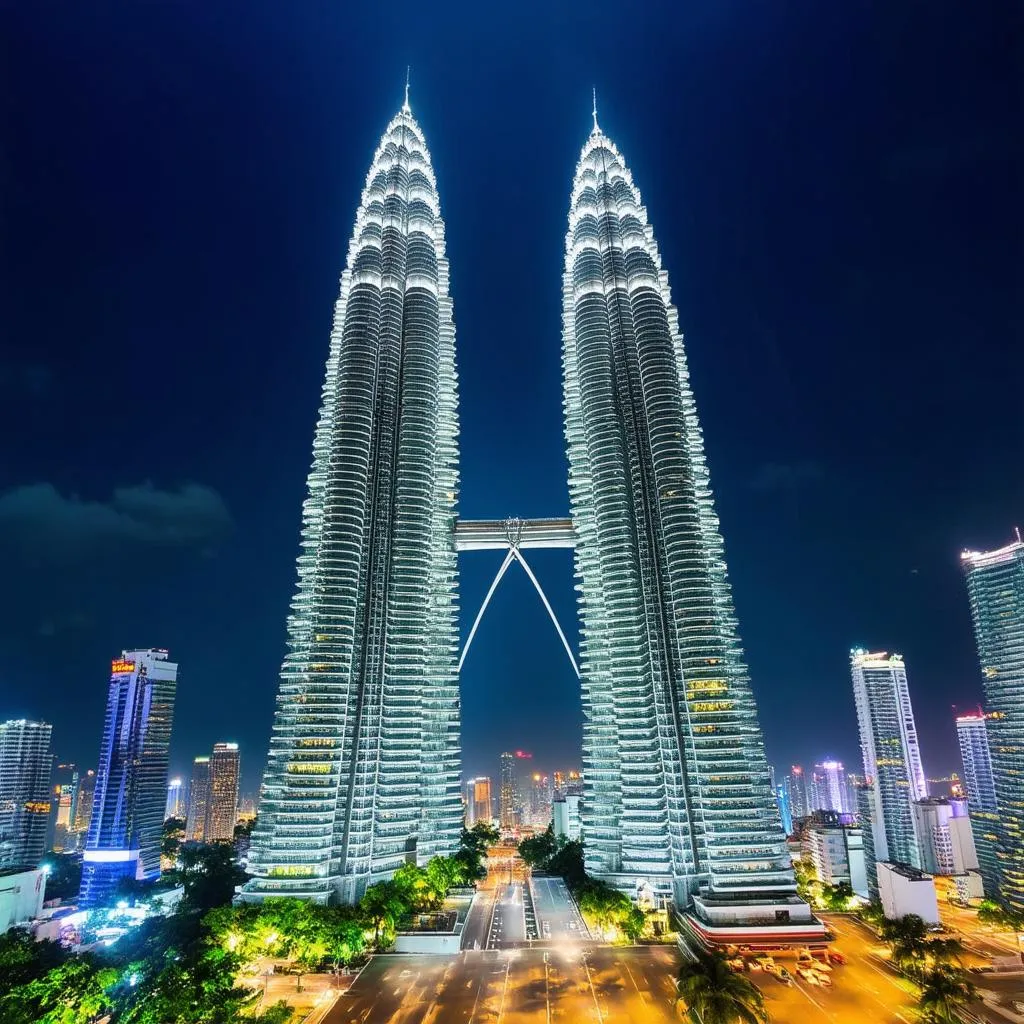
[803,823,868,898]
[553,793,581,841]
[0,866,46,934]
[877,861,939,924]
[912,798,978,875]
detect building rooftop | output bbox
[881,861,931,882]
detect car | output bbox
[814,971,832,987]
[776,972,793,986]
[797,968,820,985]
[827,951,846,966]
[811,958,832,972]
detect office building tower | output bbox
[499,753,516,831]
[911,798,978,876]
[856,783,881,898]
[851,650,927,870]
[955,711,1001,898]
[775,779,793,836]
[553,793,582,841]
[165,777,184,821]
[562,107,814,940]
[73,770,96,835]
[962,537,1024,913]
[243,94,461,905]
[206,743,241,842]
[464,777,492,827]
[0,720,53,868]
[79,650,178,907]
[810,761,848,814]
[50,763,80,852]
[788,765,809,820]
[185,757,211,842]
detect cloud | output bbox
[0,482,232,561]
[749,460,825,492]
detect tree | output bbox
[0,956,117,1024]
[821,881,855,911]
[977,900,1023,931]
[177,841,248,914]
[162,817,186,860]
[880,914,929,974]
[676,950,769,1024]
[924,937,964,971]
[917,966,976,1023]
[518,827,558,869]
[0,929,70,992]
[40,853,82,902]
[359,881,407,946]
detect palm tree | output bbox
[676,950,769,1024]
[924,937,964,971]
[917,966,976,1023]
[880,914,928,975]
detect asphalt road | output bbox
[530,875,591,942]
[488,883,527,949]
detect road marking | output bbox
[582,953,605,1023]
[621,961,648,1003]
[496,957,511,1024]
[793,979,834,1019]
[544,952,552,1024]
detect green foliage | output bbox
[162,816,186,860]
[0,956,117,1024]
[177,841,248,914]
[40,853,82,902]
[977,899,1024,930]
[517,826,558,868]
[233,816,257,842]
[676,950,769,1024]
[0,928,70,993]
[820,881,855,911]
[917,966,976,1023]
[255,1000,294,1023]
[359,880,407,946]
[576,879,646,942]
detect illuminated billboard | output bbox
[111,660,136,675]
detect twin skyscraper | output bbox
[242,90,821,941]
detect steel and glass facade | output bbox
[79,650,177,907]
[851,650,926,871]
[956,712,1001,899]
[242,99,462,904]
[561,119,793,906]
[0,720,53,868]
[962,539,1024,913]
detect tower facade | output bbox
[851,650,926,871]
[206,743,240,842]
[80,650,177,907]
[243,98,462,904]
[0,720,53,868]
[962,538,1024,913]
[185,756,210,842]
[956,711,1000,898]
[561,116,794,908]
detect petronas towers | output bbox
[244,90,803,925]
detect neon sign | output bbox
[111,660,136,674]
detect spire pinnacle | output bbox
[591,87,599,133]
[403,66,411,113]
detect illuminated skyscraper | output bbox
[206,743,240,842]
[851,650,926,871]
[962,537,1024,913]
[811,760,848,814]
[185,756,210,842]
[50,763,80,852]
[243,92,461,904]
[562,107,800,918]
[165,777,184,821]
[463,777,492,827]
[788,765,809,819]
[73,770,96,835]
[0,719,53,868]
[79,650,177,907]
[499,753,516,831]
[956,711,1000,898]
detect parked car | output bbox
[814,971,833,987]
[827,951,846,966]
[811,958,833,972]
[797,968,820,985]
[776,971,793,986]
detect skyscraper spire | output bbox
[403,66,411,112]
[591,87,599,133]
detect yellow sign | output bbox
[111,660,136,674]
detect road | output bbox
[530,875,591,942]
[488,883,527,949]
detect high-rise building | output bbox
[499,753,516,831]
[243,94,461,905]
[962,537,1024,913]
[911,798,978,876]
[50,763,80,852]
[788,765,809,820]
[165,777,184,821]
[185,756,211,842]
[0,720,53,868]
[73,770,96,835]
[775,778,793,836]
[856,783,881,898]
[851,650,927,870]
[206,743,240,842]
[562,108,815,940]
[464,777,492,827]
[811,761,848,814]
[553,793,582,841]
[803,822,868,898]
[955,711,1000,898]
[79,650,178,907]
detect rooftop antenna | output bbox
[1016,526,1022,543]
[591,87,599,133]
[403,66,411,113]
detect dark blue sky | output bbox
[3,2,1021,792]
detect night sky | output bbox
[3,3,1021,794]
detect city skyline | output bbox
[4,6,1019,799]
